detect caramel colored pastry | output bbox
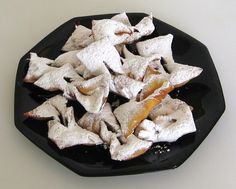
[139,74,169,100]
[24,53,55,83]
[48,107,103,149]
[136,95,196,142]
[62,25,94,51]
[114,81,173,138]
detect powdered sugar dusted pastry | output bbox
[53,50,81,68]
[136,34,174,64]
[114,81,173,138]
[137,95,196,142]
[24,95,67,121]
[24,53,55,83]
[110,75,145,99]
[127,14,155,43]
[64,74,110,113]
[76,39,124,76]
[34,63,82,92]
[48,107,103,149]
[92,19,134,45]
[165,62,203,87]
[62,25,94,51]
[122,54,160,81]
[112,13,155,43]
[111,12,131,26]
[139,74,169,100]
[78,103,120,134]
[100,122,152,161]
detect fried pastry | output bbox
[122,53,160,81]
[136,95,196,142]
[24,53,55,83]
[110,75,145,99]
[92,19,134,45]
[64,73,110,113]
[78,103,120,134]
[165,62,203,87]
[114,80,173,138]
[76,39,124,76]
[34,63,83,92]
[52,50,81,68]
[100,122,152,161]
[24,95,67,122]
[136,34,174,64]
[48,107,103,149]
[111,12,131,26]
[62,25,94,51]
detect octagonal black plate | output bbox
[14,13,225,176]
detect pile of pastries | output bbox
[23,13,202,161]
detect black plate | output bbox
[14,13,225,176]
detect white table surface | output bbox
[1,0,235,188]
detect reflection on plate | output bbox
[14,13,225,176]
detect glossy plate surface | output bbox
[14,13,225,176]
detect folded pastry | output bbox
[142,60,202,89]
[62,25,94,51]
[136,95,196,142]
[24,53,55,83]
[127,14,155,43]
[165,62,203,87]
[139,74,169,100]
[122,53,160,81]
[76,39,124,76]
[48,107,103,149]
[78,103,120,134]
[92,19,134,45]
[52,50,81,68]
[24,95,67,122]
[64,73,110,113]
[112,13,155,43]
[110,75,145,99]
[100,122,152,161]
[34,63,83,92]
[136,34,174,64]
[111,12,131,26]
[114,80,173,138]
[23,13,203,161]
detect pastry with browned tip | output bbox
[24,95,67,122]
[114,80,174,138]
[24,53,55,83]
